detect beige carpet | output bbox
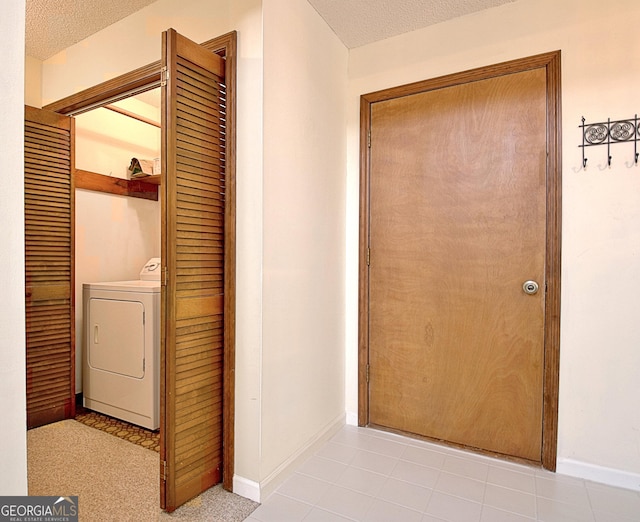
[28,420,258,521]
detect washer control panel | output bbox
[140,257,161,281]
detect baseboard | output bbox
[260,412,345,500]
[233,413,345,502]
[556,458,640,491]
[233,475,261,503]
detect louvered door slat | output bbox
[28,346,73,358]
[24,184,71,197]
[26,179,71,193]
[161,29,227,511]
[175,158,225,179]
[24,147,71,164]
[176,60,224,90]
[25,162,71,178]
[24,106,75,429]
[176,125,221,149]
[176,66,225,103]
[176,95,223,124]
[25,197,67,209]
[176,107,225,132]
[176,116,225,142]
[28,349,72,361]
[24,132,69,150]
[176,106,222,129]
[176,160,225,178]
[176,136,225,158]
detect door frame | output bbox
[43,31,237,489]
[358,51,562,470]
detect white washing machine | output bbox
[83,258,161,430]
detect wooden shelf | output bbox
[131,174,161,185]
[75,169,159,201]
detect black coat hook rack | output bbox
[579,115,640,168]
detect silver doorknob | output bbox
[523,280,539,295]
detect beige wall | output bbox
[0,0,27,495]
[25,55,42,107]
[345,0,640,489]
[260,0,348,496]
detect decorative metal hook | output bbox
[607,118,612,167]
[635,114,639,166]
[581,116,588,169]
[580,114,640,169]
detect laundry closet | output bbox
[74,91,162,429]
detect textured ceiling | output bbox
[25,0,517,60]
[307,0,517,48]
[26,0,158,60]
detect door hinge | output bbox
[366,364,370,383]
[367,130,371,148]
[161,460,167,481]
[367,247,370,266]
[162,266,168,287]
[160,66,169,87]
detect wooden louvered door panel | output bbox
[161,29,227,511]
[24,106,75,429]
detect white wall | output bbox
[260,0,348,495]
[0,0,27,495]
[38,0,267,492]
[345,0,640,490]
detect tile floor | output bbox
[246,425,640,522]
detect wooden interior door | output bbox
[161,28,227,511]
[24,106,75,429]
[364,60,559,463]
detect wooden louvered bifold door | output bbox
[161,29,227,511]
[24,106,75,429]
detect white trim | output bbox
[557,458,640,492]
[232,475,261,502]
[346,411,358,426]
[232,414,345,503]
[259,413,345,501]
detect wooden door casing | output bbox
[359,52,562,469]
[24,106,76,429]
